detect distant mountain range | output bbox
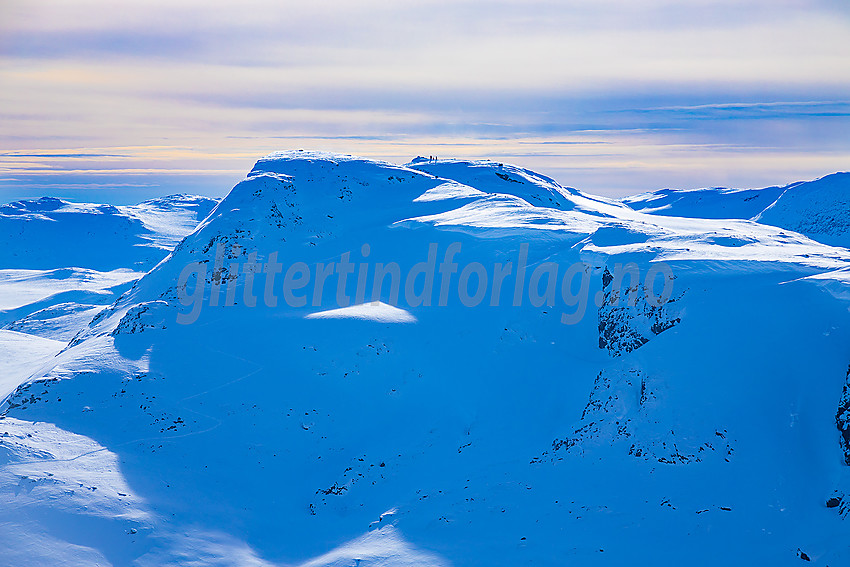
[624,171,850,248]
[0,194,218,270]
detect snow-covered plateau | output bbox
[2,151,850,566]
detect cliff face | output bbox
[596,266,682,357]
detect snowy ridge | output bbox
[123,194,220,249]
[2,153,850,565]
[622,172,850,249]
[622,184,785,219]
[0,193,218,337]
[0,194,218,270]
[754,172,850,248]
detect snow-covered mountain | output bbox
[0,193,218,326]
[754,173,850,248]
[0,194,218,271]
[2,153,850,566]
[622,184,786,220]
[623,172,850,249]
[0,194,219,395]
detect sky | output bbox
[1,0,849,203]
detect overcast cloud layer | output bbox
[1,0,849,202]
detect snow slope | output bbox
[0,194,219,344]
[0,330,64,402]
[2,152,850,566]
[622,172,850,249]
[754,173,850,248]
[0,194,218,270]
[622,184,785,219]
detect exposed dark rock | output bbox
[495,171,523,184]
[597,267,683,357]
[836,364,850,465]
[542,367,732,464]
[111,301,171,336]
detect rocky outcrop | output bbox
[837,365,850,466]
[538,367,732,465]
[597,267,683,357]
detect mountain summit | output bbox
[2,153,850,566]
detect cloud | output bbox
[1,0,848,200]
[4,1,849,86]
[0,152,127,158]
